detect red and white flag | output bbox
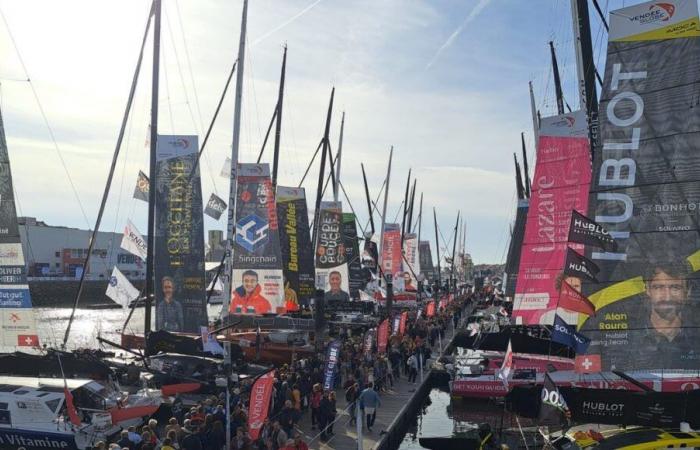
[64,388,81,426]
[575,354,601,374]
[248,371,275,440]
[496,340,514,388]
[559,281,596,316]
[17,334,39,347]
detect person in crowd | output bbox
[359,382,381,432]
[345,382,360,425]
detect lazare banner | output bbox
[0,115,39,348]
[513,110,591,325]
[230,164,285,315]
[580,0,700,371]
[381,223,402,280]
[314,205,350,299]
[154,135,208,333]
[277,186,315,310]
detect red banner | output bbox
[559,281,596,316]
[399,311,408,335]
[248,371,276,440]
[426,301,436,317]
[381,223,402,278]
[377,319,388,354]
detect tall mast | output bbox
[433,207,441,290]
[528,81,539,146]
[361,163,375,235]
[450,211,460,291]
[400,169,411,244]
[144,0,162,334]
[311,88,335,247]
[417,192,423,243]
[521,132,531,198]
[222,0,248,317]
[549,41,565,115]
[513,153,524,200]
[377,146,393,284]
[333,112,345,202]
[272,44,287,189]
[407,179,416,234]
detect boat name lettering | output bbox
[0,432,70,448]
[582,401,625,414]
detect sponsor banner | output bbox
[381,223,402,277]
[426,301,436,317]
[0,243,23,266]
[539,373,570,427]
[154,135,207,333]
[582,3,700,371]
[377,319,388,354]
[133,170,149,202]
[551,314,591,354]
[204,193,227,220]
[315,207,350,299]
[609,0,700,42]
[559,281,596,316]
[392,314,401,335]
[402,233,420,292]
[563,247,599,282]
[504,200,529,298]
[1,307,38,347]
[106,267,140,308]
[418,241,434,281]
[230,164,285,315]
[277,186,315,309]
[121,220,147,261]
[399,311,408,335]
[513,110,591,325]
[248,371,275,440]
[362,238,378,279]
[323,340,341,391]
[568,210,617,252]
[342,213,363,299]
[0,429,77,450]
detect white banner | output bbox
[121,220,147,261]
[106,267,140,308]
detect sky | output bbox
[0,0,618,265]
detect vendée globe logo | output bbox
[629,3,675,25]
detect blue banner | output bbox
[552,314,590,354]
[323,340,341,391]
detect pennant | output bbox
[551,315,591,354]
[568,210,617,251]
[64,388,81,426]
[377,319,389,354]
[496,340,514,388]
[539,373,570,427]
[559,281,596,316]
[106,267,140,308]
[247,371,275,440]
[575,354,601,374]
[121,220,147,260]
[563,247,599,282]
[204,193,227,220]
[133,170,149,202]
[323,340,341,391]
[200,326,224,355]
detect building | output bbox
[206,229,225,262]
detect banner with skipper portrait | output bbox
[315,205,349,300]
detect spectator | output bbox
[359,382,381,432]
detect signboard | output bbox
[315,206,350,300]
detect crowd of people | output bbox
[101,295,472,450]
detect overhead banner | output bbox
[381,223,402,280]
[154,135,207,333]
[513,110,591,325]
[315,205,350,300]
[504,199,529,298]
[204,193,227,220]
[0,113,39,348]
[342,213,363,299]
[277,186,315,310]
[581,0,700,371]
[133,170,149,202]
[419,240,435,281]
[402,233,420,291]
[229,164,285,315]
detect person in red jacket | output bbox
[229,270,272,314]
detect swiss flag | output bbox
[17,335,39,347]
[575,354,601,373]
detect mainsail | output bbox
[580,0,700,371]
[0,106,39,348]
[342,213,363,299]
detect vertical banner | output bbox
[154,135,207,333]
[402,233,420,291]
[364,329,375,354]
[513,111,591,325]
[381,223,402,279]
[426,301,436,317]
[399,311,408,335]
[315,204,350,300]
[229,164,285,315]
[248,371,276,440]
[418,241,435,281]
[581,0,700,371]
[377,319,388,354]
[277,186,315,310]
[0,112,39,347]
[323,340,341,390]
[392,314,401,336]
[504,199,529,298]
[342,213,363,299]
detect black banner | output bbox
[568,210,617,251]
[563,247,599,283]
[504,200,528,297]
[154,135,207,333]
[315,207,349,299]
[204,193,227,220]
[133,170,149,202]
[539,373,569,427]
[343,213,363,299]
[419,241,434,281]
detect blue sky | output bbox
[0,0,620,264]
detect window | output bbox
[55,263,60,268]
[0,402,8,409]
[13,390,28,395]
[45,398,61,413]
[55,251,60,258]
[0,410,10,425]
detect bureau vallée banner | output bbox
[277,186,315,310]
[0,110,39,348]
[513,110,591,325]
[381,223,402,281]
[315,202,350,299]
[154,135,207,333]
[580,0,700,371]
[229,164,285,315]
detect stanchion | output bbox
[356,401,363,450]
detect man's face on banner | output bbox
[564,276,582,292]
[162,279,174,301]
[646,270,688,320]
[243,273,258,295]
[329,273,341,291]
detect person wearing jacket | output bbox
[358,382,381,432]
[318,391,332,441]
[229,270,272,314]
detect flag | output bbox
[551,315,591,354]
[133,170,149,202]
[64,388,81,426]
[496,340,514,388]
[200,327,224,355]
[559,281,596,316]
[498,306,509,317]
[568,210,617,251]
[106,267,140,308]
[323,340,341,391]
[575,354,602,374]
[539,373,570,427]
[426,301,436,317]
[17,334,39,347]
[392,315,401,336]
[204,193,227,220]
[377,319,389,354]
[467,322,479,337]
[399,311,408,335]
[563,247,599,282]
[247,371,275,440]
[121,220,147,260]
[220,157,232,178]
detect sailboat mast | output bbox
[407,179,416,234]
[144,0,162,334]
[361,163,375,235]
[549,41,565,115]
[333,112,344,202]
[272,44,287,189]
[450,211,460,292]
[417,192,423,243]
[377,146,393,285]
[521,132,531,198]
[222,0,248,317]
[311,88,335,247]
[400,169,411,244]
[433,208,441,290]
[528,81,539,145]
